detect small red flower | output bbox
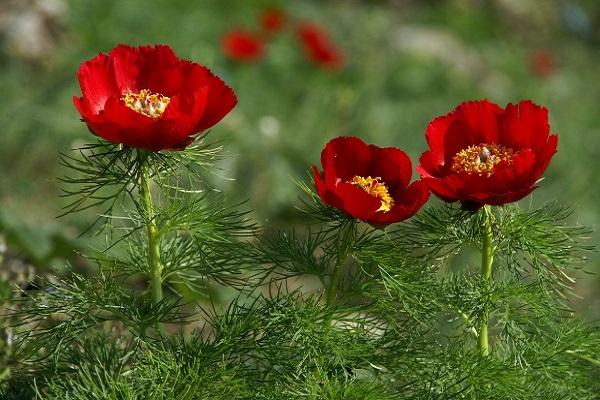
[260,8,287,35]
[313,136,430,226]
[221,29,265,62]
[529,49,557,78]
[296,22,344,71]
[417,100,558,209]
[73,44,237,151]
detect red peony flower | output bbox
[417,100,558,209]
[260,7,287,34]
[221,29,265,62]
[73,44,237,151]
[313,136,430,226]
[296,22,344,71]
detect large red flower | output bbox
[74,44,237,151]
[221,29,265,62]
[296,22,344,71]
[417,100,558,209]
[313,136,430,226]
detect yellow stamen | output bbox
[348,176,394,212]
[451,144,514,177]
[121,89,170,119]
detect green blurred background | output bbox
[0,0,599,315]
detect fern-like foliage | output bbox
[3,159,599,400]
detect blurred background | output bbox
[0,0,599,322]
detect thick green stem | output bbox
[140,160,163,305]
[478,205,494,356]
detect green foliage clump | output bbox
[1,139,598,399]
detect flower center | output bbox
[451,144,514,176]
[121,89,170,119]
[348,176,394,212]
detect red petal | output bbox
[108,44,144,93]
[454,100,503,143]
[485,185,536,205]
[442,100,503,164]
[154,88,209,148]
[83,95,166,150]
[126,45,181,95]
[193,76,238,132]
[160,88,207,127]
[109,44,213,98]
[532,134,558,181]
[372,180,430,225]
[332,182,381,221]
[368,145,412,194]
[73,96,93,120]
[417,150,446,178]
[76,52,119,113]
[312,165,327,198]
[312,165,353,215]
[499,100,550,151]
[140,45,187,94]
[424,113,454,167]
[457,149,536,198]
[425,177,461,203]
[320,136,371,185]
[432,150,537,206]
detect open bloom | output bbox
[297,22,344,71]
[74,44,237,151]
[313,136,429,226]
[221,29,265,62]
[260,8,287,35]
[417,100,558,209]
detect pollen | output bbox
[121,89,170,119]
[451,144,514,176]
[348,176,394,212]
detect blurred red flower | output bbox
[313,136,429,226]
[417,100,558,209]
[529,49,557,78]
[297,22,344,71]
[221,29,265,62]
[261,7,287,34]
[73,44,237,151]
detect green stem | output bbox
[323,255,349,330]
[457,308,479,339]
[323,223,355,327]
[478,205,495,356]
[140,159,163,305]
[325,257,348,306]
